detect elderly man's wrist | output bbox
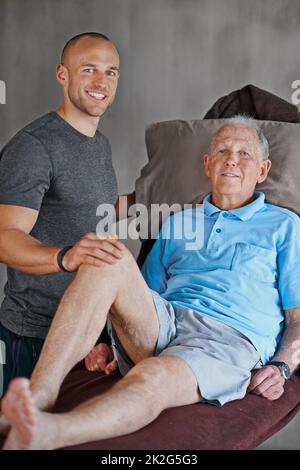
[268,361,291,380]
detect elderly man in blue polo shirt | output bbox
[2,116,300,450]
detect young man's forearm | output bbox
[0,228,60,275]
[0,192,136,276]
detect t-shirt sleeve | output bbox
[277,215,300,310]
[0,131,52,211]
[141,218,172,294]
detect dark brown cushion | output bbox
[1,364,299,450]
[48,366,300,450]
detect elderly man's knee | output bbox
[122,358,170,414]
[77,246,135,278]
[126,358,169,395]
[124,356,201,409]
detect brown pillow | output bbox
[135,119,300,214]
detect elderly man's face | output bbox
[204,125,271,205]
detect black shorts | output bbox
[0,322,44,397]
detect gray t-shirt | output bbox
[0,112,118,338]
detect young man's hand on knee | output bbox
[85,343,119,375]
[63,233,126,272]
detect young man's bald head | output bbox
[61,32,117,65]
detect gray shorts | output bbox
[107,290,262,406]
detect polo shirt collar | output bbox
[203,192,266,221]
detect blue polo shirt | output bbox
[141,192,300,364]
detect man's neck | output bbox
[56,104,100,137]
[210,192,255,210]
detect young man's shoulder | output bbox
[2,112,57,152]
[21,111,57,135]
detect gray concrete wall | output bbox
[0,0,299,449]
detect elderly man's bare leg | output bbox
[28,248,159,411]
[3,356,202,450]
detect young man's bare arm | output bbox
[0,204,59,275]
[0,204,125,275]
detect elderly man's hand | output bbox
[247,365,285,400]
[85,343,119,375]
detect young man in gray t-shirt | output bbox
[0,32,125,397]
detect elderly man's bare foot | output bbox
[2,378,56,450]
[85,343,118,374]
[0,385,56,440]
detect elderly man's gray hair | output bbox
[212,114,270,161]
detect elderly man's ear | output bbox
[257,159,272,183]
[203,154,211,178]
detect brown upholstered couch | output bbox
[29,362,300,450]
